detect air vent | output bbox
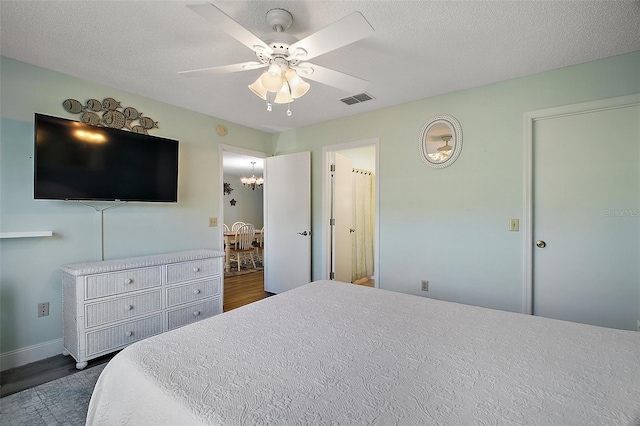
[340,92,374,106]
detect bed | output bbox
[86,280,640,425]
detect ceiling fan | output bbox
[179,3,375,113]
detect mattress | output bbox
[86,280,640,425]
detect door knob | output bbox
[536,240,546,248]
[297,231,311,236]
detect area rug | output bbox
[0,363,106,426]
[224,265,263,278]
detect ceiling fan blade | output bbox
[187,3,271,53]
[178,61,266,77]
[294,63,369,94]
[289,12,374,61]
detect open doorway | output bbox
[323,138,380,288]
[219,144,269,310]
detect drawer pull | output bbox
[193,310,201,316]
[124,305,133,311]
[124,278,133,284]
[192,267,200,273]
[193,289,201,294]
[125,331,133,337]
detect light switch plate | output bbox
[509,218,519,232]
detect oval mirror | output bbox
[418,114,463,169]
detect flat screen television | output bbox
[34,113,179,202]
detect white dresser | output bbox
[61,249,224,369]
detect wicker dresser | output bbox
[61,249,224,369]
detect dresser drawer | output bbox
[85,314,163,357]
[85,266,162,300]
[85,290,162,328]
[166,299,221,331]
[166,277,221,308]
[166,258,219,284]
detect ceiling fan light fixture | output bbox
[248,77,268,100]
[260,63,284,92]
[438,135,453,153]
[274,79,294,104]
[286,47,308,61]
[181,4,375,116]
[285,69,310,99]
[252,44,274,58]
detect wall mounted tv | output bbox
[34,113,179,202]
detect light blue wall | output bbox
[338,146,376,172]
[0,57,273,360]
[274,51,640,313]
[1,51,639,366]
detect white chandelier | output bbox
[240,161,264,190]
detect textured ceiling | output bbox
[224,151,264,176]
[1,0,639,135]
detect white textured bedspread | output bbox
[87,280,640,425]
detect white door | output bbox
[533,103,640,330]
[264,151,311,293]
[332,153,353,282]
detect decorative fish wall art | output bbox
[62,98,159,134]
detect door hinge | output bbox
[330,164,336,172]
[330,272,335,280]
[330,218,335,226]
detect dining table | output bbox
[223,231,263,272]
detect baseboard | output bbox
[0,338,64,371]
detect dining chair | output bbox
[231,221,245,232]
[223,223,230,232]
[230,224,256,271]
[254,226,264,262]
[229,221,245,251]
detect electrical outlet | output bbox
[421,280,429,291]
[209,217,217,227]
[509,218,519,231]
[38,302,49,317]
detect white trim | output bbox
[219,143,269,160]
[522,112,534,315]
[0,338,64,371]
[522,93,640,315]
[0,231,53,239]
[322,138,380,288]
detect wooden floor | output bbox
[0,271,267,398]
[0,351,113,398]
[224,270,270,311]
[352,276,375,287]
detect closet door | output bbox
[532,103,639,330]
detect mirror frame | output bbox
[418,114,463,169]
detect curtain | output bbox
[352,168,374,282]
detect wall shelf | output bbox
[0,231,54,239]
